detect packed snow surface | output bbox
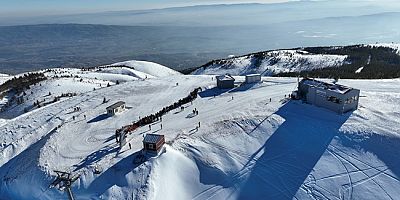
[192,50,348,76]
[0,61,179,120]
[1,69,400,200]
[0,74,10,85]
[110,60,181,77]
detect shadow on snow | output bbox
[74,145,119,172]
[80,150,144,197]
[198,83,258,98]
[87,114,110,123]
[238,101,352,199]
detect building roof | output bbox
[216,74,235,81]
[106,101,125,110]
[300,78,354,94]
[143,134,164,144]
[246,74,261,77]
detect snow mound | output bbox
[97,67,156,79]
[110,60,180,78]
[192,50,347,76]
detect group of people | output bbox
[73,106,81,112]
[192,108,199,115]
[115,87,202,141]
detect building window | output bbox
[149,144,154,149]
[327,96,341,104]
[345,96,358,104]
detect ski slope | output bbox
[110,60,181,77]
[0,61,178,120]
[1,69,400,199]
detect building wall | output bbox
[217,79,234,89]
[245,75,261,83]
[143,138,165,154]
[304,86,360,114]
[107,105,125,116]
[342,89,360,113]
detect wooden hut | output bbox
[143,134,165,155]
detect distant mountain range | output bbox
[0,2,399,74]
[2,1,400,26]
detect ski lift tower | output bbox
[50,170,80,200]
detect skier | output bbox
[161,124,163,130]
[129,143,132,150]
[149,125,151,130]
[198,122,201,128]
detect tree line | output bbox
[275,45,400,79]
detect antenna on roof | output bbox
[50,170,80,200]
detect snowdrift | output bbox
[110,60,181,78]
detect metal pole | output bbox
[66,187,75,200]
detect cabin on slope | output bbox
[143,134,165,155]
[216,74,235,89]
[298,78,360,114]
[106,101,126,116]
[245,74,261,84]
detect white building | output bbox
[245,74,261,84]
[106,101,126,116]
[298,78,360,114]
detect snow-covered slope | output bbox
[1,72,400,199]
[96,67,156,79]
[368,43,400,54]
[110,60,181,77]
[192,50,348,76]
[0,61,179,120]
[0,73,10,85]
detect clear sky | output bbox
[0,0,291,17]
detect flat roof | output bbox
[106,101,125,110]
[216,74,235,81]
[246,74,261,77]
[300,78,354,94]
[143,134,164,144]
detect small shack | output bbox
[143,134,165,155]
[245,74,261,84]
[216,74,235,89]
[298,78,360,114]
[106,101,126,116]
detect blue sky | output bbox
[0,0,291,16]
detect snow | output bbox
[355,67,364,73]
[192,50,348,76]
[0,73,10,85]
[368,43,400,55]
[1,67,400,200]
[0,61,177,120]
[110,60,181,78]
[97,67,155,79]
